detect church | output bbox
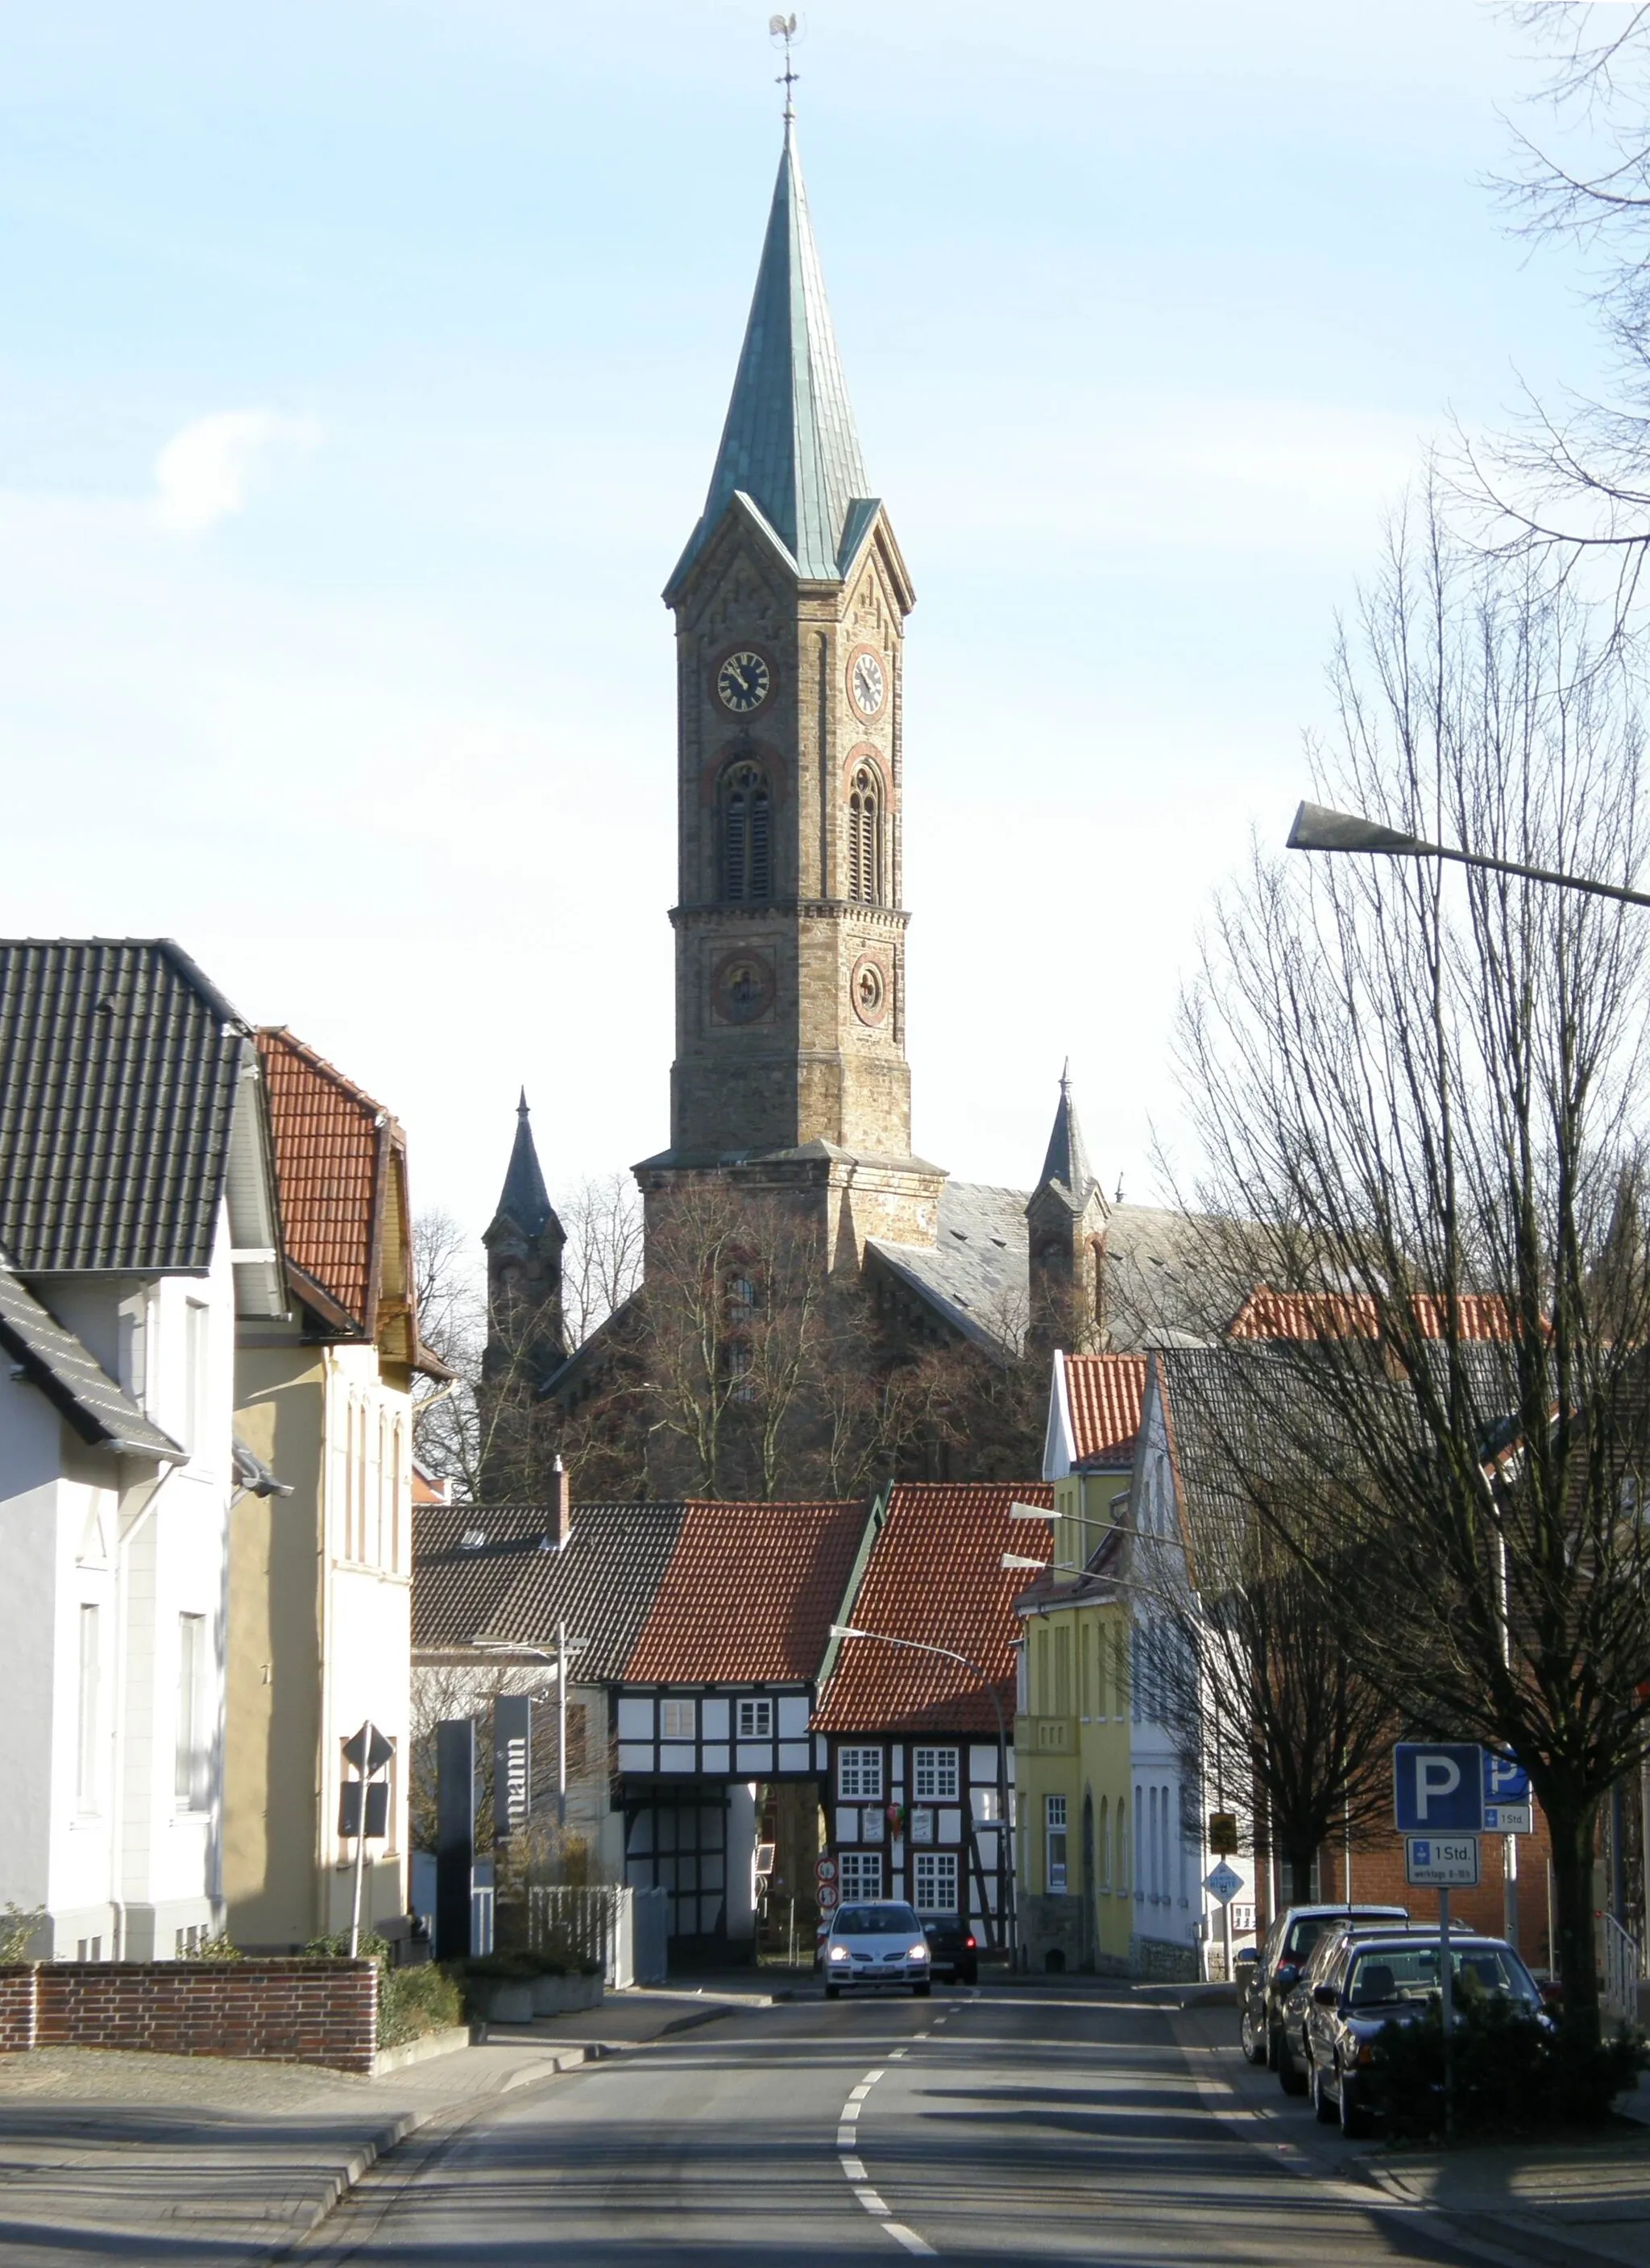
[483,115,1206,1449]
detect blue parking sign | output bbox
[1483,1750,1529,1805]
[1394,1743,1485,1833]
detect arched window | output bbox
[723,762,771,902]
[848,765,882,904]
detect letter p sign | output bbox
[1394,1743,1484,1834]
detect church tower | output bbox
[641,118,944,1267]
[1027,1068,1109,1352]
[483,1093,570,1386]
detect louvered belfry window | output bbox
[723,762,771,902]
[848,765,881,904]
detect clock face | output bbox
[717,649,771,714]
[850,649,886,719]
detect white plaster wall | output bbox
[0,1382,68,1916]
[45,1472,119,1939]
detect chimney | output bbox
[553,1455,571,1551]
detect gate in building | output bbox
[624,1796,730,1947]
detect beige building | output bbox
[227,1029,442,1950]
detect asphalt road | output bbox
[301,1985,1482,2266]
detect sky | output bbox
[0,0,1614,1246]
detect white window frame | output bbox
[736,1696,773,1739]
[76,1603,100,1812]
[839,1851,883,1902]
[660,1698,696,1740]
[184,1299,210,1461]
[175,1612,210,1811]
[912,1851,959,1915]
[1046,1792,1068,1895]
[837,1747,883,1801]
[912,1745,958,1800]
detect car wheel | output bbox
[1242,2010,1268,2067]
[1312,2059,1338,2125]
[914,1980,932,1997]
[1266,2021,1283,2072]
[1339,2075,1374,2139]
[1278,2037,1308,2097]
[826,1984,840,2001]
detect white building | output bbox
[0,939,284,1958]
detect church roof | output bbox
[669,123,873,592]
[1035,1067,1097,1205]
[489,1091,557,1244]
[869,1182,1032,1357]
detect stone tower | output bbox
[483,1092,570,1385]
[1027,1068,1109,1351]
[640,119,944,1269]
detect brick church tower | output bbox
[638,118,946,1271]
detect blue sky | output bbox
[0,1,1606,1238]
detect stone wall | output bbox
[1130,1932,1200,1984]
[0,1959,378,2072]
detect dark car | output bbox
[1277,1921,1423,2095]
[1299,1930,1546,2137]
[1240,1903,1409,2071]
[922,1916,979,1985]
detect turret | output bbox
[482,1092,570,1387]
[1026,1065,1109,1352]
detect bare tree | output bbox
[558,1172,645,1347]
[411,1209,483,1495]
[1176,495,1650,2039]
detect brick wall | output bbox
[0,1959,377,2073]
[1263,1821,1557,1967]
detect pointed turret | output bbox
[492,1089,555,1242]
[482,1092,569,1398]
[1027,1066,1109,1354]
[1037,1060,1097,1206]
[668,122,873,591]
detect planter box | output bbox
[476,1978,537,2024]
[532,1972,604,2016]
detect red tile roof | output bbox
[1064,1353,1146,1468]
[624,1500,868,1685]
[1229,1288,1512,1343]
[813,1481,1054,1737]
[257,1028,387,1331]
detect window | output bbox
[1046,1793,1068,1894]
[184,1300,209,1457]
[661,1698,696,1740]
[912,1747,958,1800]
[839,1851,883,1901]
[838,1747,883,1800]
[912,1851,959,1915]
[972,1785,1002,1824]
[76,1604,100,1810]
[848,765,883,904]
[723,761,772,902]
[175,1614,209,1810]
[736,1697,773,1739]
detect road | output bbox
[302,1984,1479,2266]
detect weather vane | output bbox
[769,13,802,125]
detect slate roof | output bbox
[0,1261,182,1460]
[869,1182,1031,1356]
[669,123,872,591]
[625,1499,866,1685]
[412,1501,690,1681]
[0,939,251,1273]
[1036,1070,1097,1204]
[488,1093,558,1244]
[814,1481,1054,1737]
[1063,1353,1148,1470]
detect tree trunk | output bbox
[1546,1802,1602,2046]
[1287,1848,1317,1906]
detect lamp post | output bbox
[1287,800,1650,910]
[828,1623,1017,1959]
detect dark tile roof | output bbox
[0,939,249,1272]
[814,1481,1054,1737]
[624,1500,868,1685]
[412,1501,690,1680]
[0,1263,181,1460]
[868,1181,1031,1355]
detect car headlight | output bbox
[910,1943,930,1959]
[829,1944,850,1963]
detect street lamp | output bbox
[1287,799,1650,910]
[828,1622,1017,1959]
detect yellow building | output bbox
[1015,1351,1146,1974]
[227,1030,444,1951]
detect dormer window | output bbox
[723,761,771,902]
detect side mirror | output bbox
[1312,1983,1339,2008]
[1274,1962,1299,1988]
[1235,1947,1258,1966]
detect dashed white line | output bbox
[886,2224,937,2256]
[835,2061,936,2257]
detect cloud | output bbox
[152,409,315,533]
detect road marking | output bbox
[855,2187,891,2216]
[885,2224,937,2256]
[835,2063,938,2258]
[840,2154,869,2182]
[889,2047,908,2059]
[840,2100,861,2121]
[836,2125,856,2148]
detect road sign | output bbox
[1394,1743,1485,1833]
[1404,1835,1481,1887]
[1483,1751,1529,1805]
[1485,1802,1533,1834]
[1203,1860,1244,1905]
[817,1882,838,1912]
[338,1780,390,1839]
[343,1721,395,1775]
[1207,1811,1239,1856]
[815,1855,838,1884]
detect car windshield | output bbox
[1285,1910,1403,1961]
[834,1905,921,1937]
[1345,1943,1538,2009]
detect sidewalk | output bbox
[0,1985,761,2263]
[1171,1994,1650,2268]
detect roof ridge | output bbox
[257,1026,389,1124]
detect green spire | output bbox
[670,123,871,590]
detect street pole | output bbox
[348,1719,374,1959]
[558,1619,568,1828]
[1440,1887,1454,2145]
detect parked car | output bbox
[922,1916,979,1985]
[1240,1903,1409,2070]
[1278,1921,1424,2095]
[823,1902,933,1998]
[1298,1930,1546,2137]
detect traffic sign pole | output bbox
[1441,1887,1454,2144]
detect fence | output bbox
[1600,1910,1643,2028]
[529,1885,669,1988]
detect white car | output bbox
[823,1901,933,1998]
